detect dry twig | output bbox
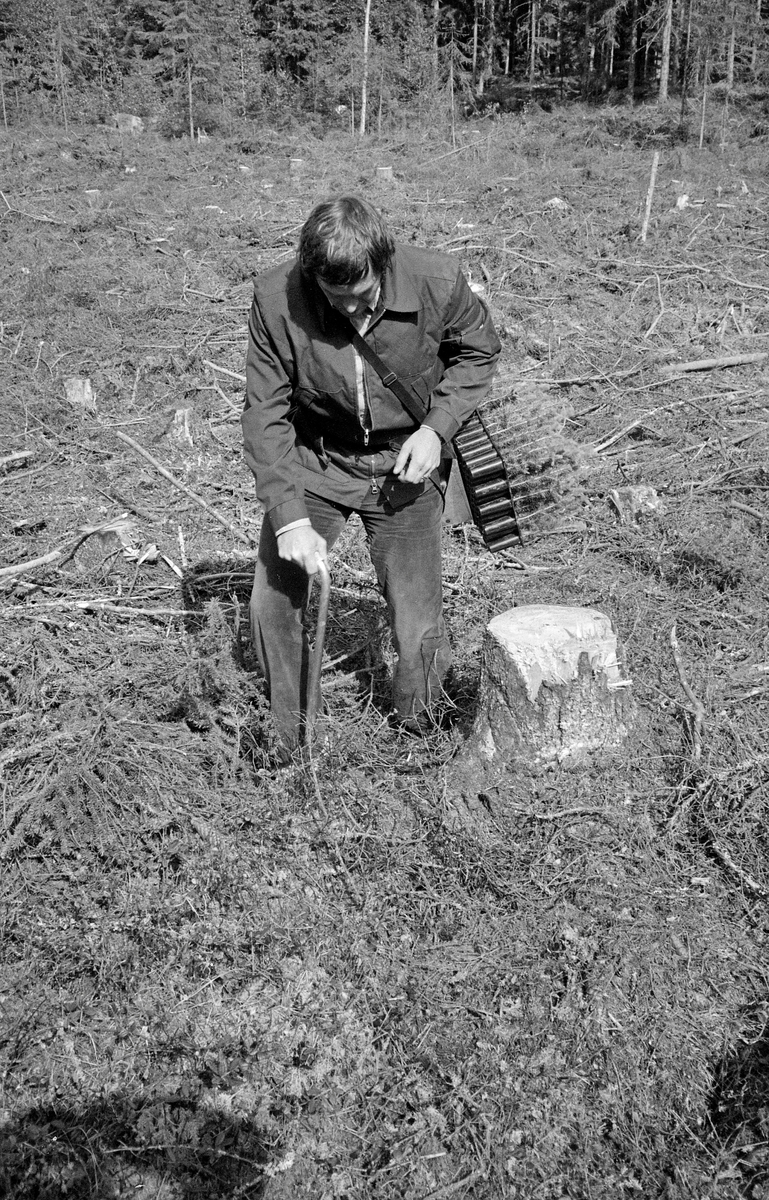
[710,840,767,897]
[0,514,132,582]
[418,1169,487,1200]
[643,273,666,338]
[731,500,767,523]
[1,601,194,618]
[659,352,767,375]
[204,359,246,383]
[594,399,687,453]
[210,379,241,413]
[505,803,611,821]
[0,190,68,226]
[111,429,252,546]
[669,623,705,762]
[416,139,486,168]
[554,364,644,388]
[0,450,32,472]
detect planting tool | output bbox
[305,558,330,751]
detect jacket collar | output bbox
[380,247,421,314]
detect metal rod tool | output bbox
[305,559,330,751]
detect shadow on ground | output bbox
[0,1097,270,1199]
[709,1008,769,1195]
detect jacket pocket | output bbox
[292,386,353,421]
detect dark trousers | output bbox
[250,484,451,747]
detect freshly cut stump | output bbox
[465,605,635,769]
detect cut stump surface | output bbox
[463,604,635,770]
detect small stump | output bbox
[464,604,635,770]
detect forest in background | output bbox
[0,0,766,141]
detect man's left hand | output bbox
[393,427,442,484]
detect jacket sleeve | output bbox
[421,269,501,444]
[241,296,309,532]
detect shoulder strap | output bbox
[348,326,427,426]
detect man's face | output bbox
[316,270,380,321]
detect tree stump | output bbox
[463,605,635,770]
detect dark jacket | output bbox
[242,243,501,531]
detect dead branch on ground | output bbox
[669,623,705,763]
[595,399,688,453]
[0,190,68,226]
[709,840,767,897]
[111,430,252,546]
[0,450,32,472]
[203,360,246,383]
[659,352,767,374]
[643,273,666,338]
[0,514,133,583]
[731,500,767,523]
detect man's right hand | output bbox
[276,525,328,575]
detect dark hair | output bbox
[299,196,394,285]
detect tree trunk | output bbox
[658,0,673,102]
[55,24,68,133]
[583,0,591,96]
[726,2,737,89]
[644,32,652,90]
[558,2,565,94]
[377,64,383,136]
[680,0,693,125]
[187,57,194,140]
[460,605,635,773]
[529,0,537,89]
[472,0,479,90]
[359,0,372,136]
[627,0,638,105]
[699,52,709,148]
[484,0,495,91]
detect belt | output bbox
[300,429,408,459]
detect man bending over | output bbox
[242,195,500,756]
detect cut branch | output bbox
[0,190,67,226]
[204,359,246,383]
[594,399,687,453]
[416,139,487,168]
[659,352,767,374]
[731,500,767,523]
[0,450,33,472]
[710,840,767,897]
[111,430,251,546]
[1,600,196,619]
[554,364,644,388]
[670,623,705,762]
[0,514,132,582]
